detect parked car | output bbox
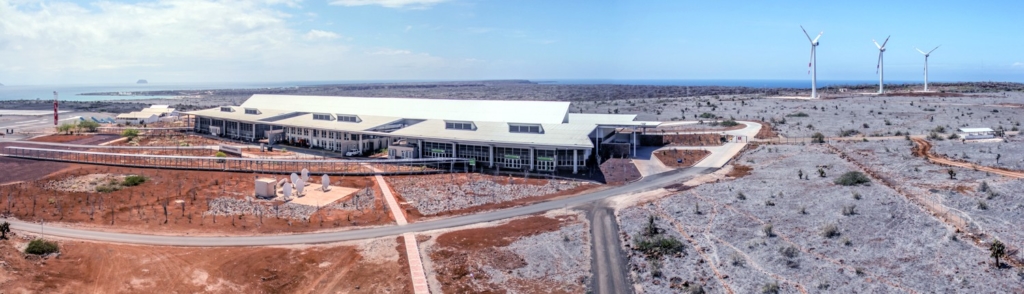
[344,149,361,157]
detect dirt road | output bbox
[912,138,1024,179]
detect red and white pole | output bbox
[53,91,59,126]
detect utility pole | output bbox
[53,91,59,126]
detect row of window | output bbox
[509,124,543,134]
[312,113,332,120]
[445,121,474,130]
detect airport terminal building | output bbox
[187,95,657,173]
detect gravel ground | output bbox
[387,174,588,215]
[44,173,128,193]
[205,187,376,220]
[483,221,592,291]
[837,140,1024,263]
[930,135,1024,170]
[575,92,1024,138]
[618,144,1024,293]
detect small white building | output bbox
[957,127,996,140]
[141,105,179,122]
[115,112,159,125]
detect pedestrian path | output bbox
[368,165,428,293]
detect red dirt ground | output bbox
[653,124,745,133]
[29,134,121,145]
[110,135,243,147]
[428,215,583,294]
[727,164,753,178]
[600,158,642,185]
[386,173,602,223]
[0,157,71,185]
[661,134,730,146]
[1,164,394,235]
[754,121,779,139]
[653,149,711,168]
[0,236,411,293]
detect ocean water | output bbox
[0,82,307,102]
[0,79,923,102]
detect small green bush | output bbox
[95,185,121,193]
[834,171,871,186]
[121,128,140,139]
[811,132,825,143]
[215,151,227,157]
[821,223,840,238]
[719,120,739,127]
[122,175,146,186]
[634,235,685,258]
[838,129,860,137]
[25,239,59,255]
[79,120,100,132]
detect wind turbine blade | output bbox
[916,48,927,55]
[813,31,823,43]
[929,45,941,54]
[877,52,882,74]
[873,39,882,49]
[881,35,890,48]
[808,46,813,74]
[800,25,813,42]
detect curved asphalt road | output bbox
[7,167,709,246]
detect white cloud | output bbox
[368,48,412,55]
[1013,62,1024,68]
[303,29,341,40]
[0,0,474,84]
[329,0,447,9]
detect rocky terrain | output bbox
[617,144,1024,293]
[387,173,589,216]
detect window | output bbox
[312,113,332,121]
[244,108,259,115]
[219,107,233,112]
[509,123,543,134]
[445,121,475,130]
[337,114,360,123]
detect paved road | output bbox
[7,167,710,246]
[588,204,633,294]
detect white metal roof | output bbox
[389,119,595,148]
[272,113,405,133]
[116,112,159,119]
[567,113,661,127]
[958,127,994,133]
[241,95,571,124]
[186,106,293,121]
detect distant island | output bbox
[137,79,148,84]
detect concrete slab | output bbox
[278,185,358,207]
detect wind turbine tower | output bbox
[801,26,823,99]
[916,46,940,91]
[873,36,890,94]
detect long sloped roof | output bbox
[241,94,571,124]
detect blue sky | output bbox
[0,0,1021,84]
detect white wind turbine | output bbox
[801,26,823,99]
[916,45,940,91]
[873,36,890,94]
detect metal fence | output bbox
[3,146,468,175]
[97,127,192,136]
